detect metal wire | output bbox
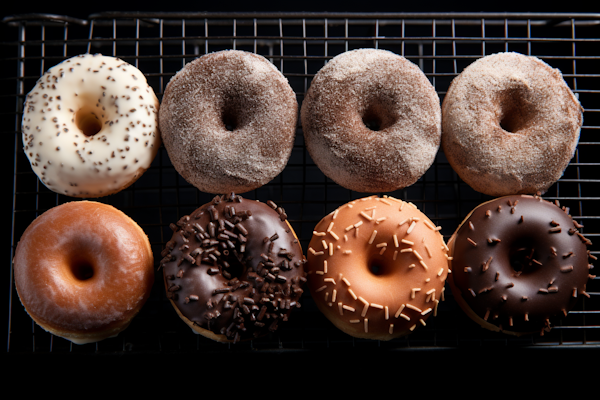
[4,12,600,353]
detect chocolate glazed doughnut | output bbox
[447,195,595,336]
[160,193,306,343]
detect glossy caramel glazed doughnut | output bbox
[305,195,449,340]
[447,195,595,335]
[13,201,155,344]
[442,52,583,196]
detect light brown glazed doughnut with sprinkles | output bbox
[13,201,155,344]
[447,194,595,336]
[22,53,161,198]
[305,195,449,340]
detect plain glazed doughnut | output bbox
[160,193,306,343]
[447,195,595,336]
[22,53,161,198]
[442,52,583,197]
[300,48,441,193]
[305,195,449,340]
[13,201,155,344]
[159,50,298,194]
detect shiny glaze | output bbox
[305,195,449,340]
[161,193,306,342]
[449,195,594,334]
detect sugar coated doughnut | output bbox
[22,53,161,198]
[159,50,298,194]
[305,195,449,340]
[160,193,306,343]
[300,48,441,193]
[442,52,583,197]
[447,195,595,336]
[13,201,155,344]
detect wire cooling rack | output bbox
[3,12,599,355]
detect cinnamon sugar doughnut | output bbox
[305,195,449,340]
[159,50,298,194]
[300,48,441,193]
[442,52,583,196]
[13,201,154,344]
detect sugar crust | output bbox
[300,48,442,193]
[158,50,298,194]
[441,52,583,196]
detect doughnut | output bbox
[305,195,449,340]
[447,194,595,336]
[21,53,161,198]
[442,52,583,197]
[13,201,155,344]
[160,193,306,343]
[158,50,298,194]
[300,48,442,193]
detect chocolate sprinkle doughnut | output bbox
[160,193,306,343]
[447,194,595,336]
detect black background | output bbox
[2,1,599,20]
[3,2,598,53]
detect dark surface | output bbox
[2,0,599,20]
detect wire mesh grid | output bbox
[3,12,600,354]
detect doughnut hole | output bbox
[64,241,100,283]
[221,109,238,132]
[508,240,542,275]
[361,98,398,132]
[369,262,385,276]
[367,256,392,277]
[68,257,95,281]
[219,94,246,132]
[498,88,534,133]
[75,106,104,137]
[221,252,246,280]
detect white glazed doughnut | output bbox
[21,53,161,198]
